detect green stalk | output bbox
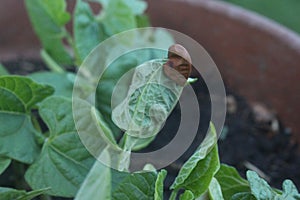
[117,132,139,171]
[169,190,178,200]
[40,49,65,73]
[62,27,73,48]
[0,63,9,75]
[119,132,140,152]
[31,116,46,145]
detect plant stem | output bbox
[0,63,9,75]
[169,190,178,200]
[40,49,65,73]
[117,132,140,171]
[31,115,46,145]
[120,133,139,152]
[62,27,73,48]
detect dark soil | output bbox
[143,69,300,196]
[1,59,300,199]
[218,88,300,190]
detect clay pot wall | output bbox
[147,0,300,143]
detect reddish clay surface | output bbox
[147,0,300,144]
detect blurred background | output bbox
[223,0,300,34]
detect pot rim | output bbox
[175,0,300,53]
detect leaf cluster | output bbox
[0,0,299,200]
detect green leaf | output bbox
[96,50,154,137]
[215,164,250,199]
[0,76,52,163]
[170,123,219,197]
[18,188,51,200]
[25,0,72,64]
[29,72,74,97]
[180,190,194,200]
[0,157,11,175]
[112,59,183,140]
[0,76,54,112]
[94,29,174,139]
[0,113,40,163]
[136,14,150,28]
[0,188,26,200]
[99,0,147,15]
[154,170,167,200]
[76,150,157,200]
[0,63,9,76]
[123,0,147,15]
[231,192,256,200]
[91,107,117,146]
[112,170,157,200]
[281,180,300,198]
[25,97,94,197]
[100,0,136,36]
[75,151,111,200]
[246,170,277,200]
[73,97,127,171]
[171,146,219,197]
[74,0,105,63]
[246,171,300,200]
[0,187,49,200]
[143,163,156,172]
[208,177,224,200]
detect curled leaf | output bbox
[112,59,184,139]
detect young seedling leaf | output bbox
[0,76,54,112]
[100,0,136,36]
[208,177,224,200]
[0,76,53,163]
[112,59,184,140]
[111,170,157,200]
[154,170,167,200]
[25,0,72,65]
[0,157,11,175]
[179,190,194,200]
[122,0,147,15]
[231,192,256,200]
[97,0,147,15]
[94,28,174,139]
[0,113,40,164]
[29,72,74,97]
[25,97,94,197]
[0,187,49,200]
[74,0,105,63]
[96,50,157,137]
[170,123,219,197]
[171,146,219,198]
[276,179,300,199]
[246,170,277,200]
[215,164,250,199]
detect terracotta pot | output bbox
[147,0,300,144]
[1,0,300,143]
